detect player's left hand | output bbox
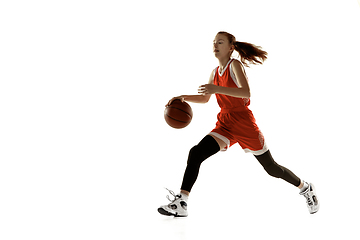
[198,84,218,95]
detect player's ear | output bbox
[230,45,235,52]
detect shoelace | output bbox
[304,192,314,206]
[165,188,181,203]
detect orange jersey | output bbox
[213,59,250,112]
[209,59,268,155]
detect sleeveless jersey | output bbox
[209,59,268,155]
[213,59,250,112]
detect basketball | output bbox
[164,99,193,129]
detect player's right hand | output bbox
[165,96,185,107]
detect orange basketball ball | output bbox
[164,99,193,129]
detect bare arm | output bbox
[181,94,210,103]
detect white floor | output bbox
[2,150,360,240]
[141,173,358,240]
[1,1,360,239]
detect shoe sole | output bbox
[157,208,187,217]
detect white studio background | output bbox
[1,0,359,239]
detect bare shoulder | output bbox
[208,68,216,84]
[231,59,245,71]
[232,59,241,64]
[230,59,249,89]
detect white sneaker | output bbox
[300,182,320,214]
[158,189,188,217]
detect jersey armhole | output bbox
[229,64,241,88]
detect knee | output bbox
[187,145,204,165]
[263,163,284,178]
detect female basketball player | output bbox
[158,31,319,216]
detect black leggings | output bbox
[181,135,301,192]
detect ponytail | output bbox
[234,41,268,67]
[217,31,268,67]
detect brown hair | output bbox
[217,31,268,67]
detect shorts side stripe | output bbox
[243,142,269,156]
[208,132,230,151]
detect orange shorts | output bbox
[208,109,268,156]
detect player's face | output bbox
[213,34,234,59]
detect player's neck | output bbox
[218,57,231,72]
